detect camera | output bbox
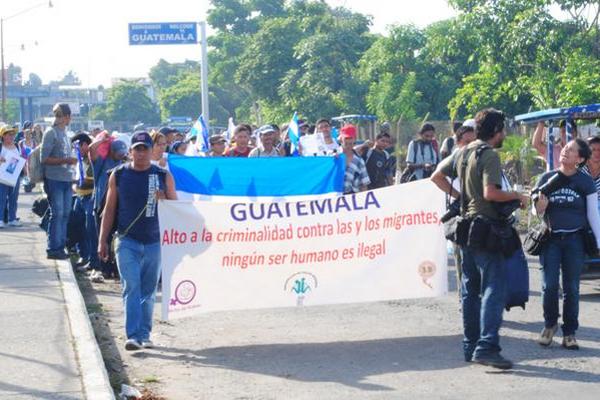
[531,172,569,202]
[441,198,461,223]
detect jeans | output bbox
[72,195,99,266]
[460,246,507,360]
[116,236,161,342]
[540,232,584,336]
[0,176,21,222]
[46,179,72,254]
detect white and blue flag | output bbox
[288,112,300,156]
[226,117,235,142]
[187,115,210,153]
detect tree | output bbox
[149,59,199,91]
[275,6,374,121]
[556,48,600,105]
[59,70,80,85]
[4,99,20,124]
[445,0,600,117]
[357,25,425,121]
[25,73,42,88]
[103,80,160,125]
[6,64,22,85]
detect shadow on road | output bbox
[133,335,465,391]
[129,332,599,390]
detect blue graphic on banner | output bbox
[128,23,197,45]
[168,155,345,196]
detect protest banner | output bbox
[159,180,447,320]
[0,155,26,187]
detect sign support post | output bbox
[199,21,209,129]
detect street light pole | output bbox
[1,17,6,122]
[0,1,52,122]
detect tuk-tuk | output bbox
[515,103,600,278]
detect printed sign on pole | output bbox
[128,22,197,45]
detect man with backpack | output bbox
[431,109,528,370]
[98,131,177,351]
[404,123,439,182]
[41,103,77,260]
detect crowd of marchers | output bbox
[2,103,599,361]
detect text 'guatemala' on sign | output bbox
[128,22,197,45]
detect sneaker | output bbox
[47,251,70,260]
[141,340,154,349]
[74,257,90,267]
[125,339,142,351]
[471,353,513,370]
[89,270,105,283]
[562,335,579,350]
[8,220,22,227]
[538,325,558,347]
[75,264,92,273]
[0,221,5,229]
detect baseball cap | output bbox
[111,139,129,157]
[159,126,178,135]
[209,134,226,145]
[130,131,153,149]
[380,122,391,133]
[339,124,357,139]
[0,125,17,137]
[22,120,33,130]
[71,133,92,145]
[462,119,476,128]
[257,125,276,135]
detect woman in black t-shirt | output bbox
[533,139,600,350]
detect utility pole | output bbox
[1,18,6,122]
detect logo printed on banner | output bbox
[418,261,437,289]
[284,272,318,306]
[171,280,197,306]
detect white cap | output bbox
[462,119,476,128]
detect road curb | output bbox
[55,260,116,400]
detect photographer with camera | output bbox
[532,138,600,350]
[432,109,528,370]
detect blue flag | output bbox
[168,155,345,196]
[73,142,85,186]
[187,115,210,153]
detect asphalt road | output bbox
[83,253,600,400]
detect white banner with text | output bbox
[159,180,448,320]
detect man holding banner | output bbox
[432,109,528,370]
[226,125,254,157]
[98,131,177,351]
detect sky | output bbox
[1,0,460,88]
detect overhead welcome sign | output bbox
[158,181,448,320]
[128,22,197,45]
